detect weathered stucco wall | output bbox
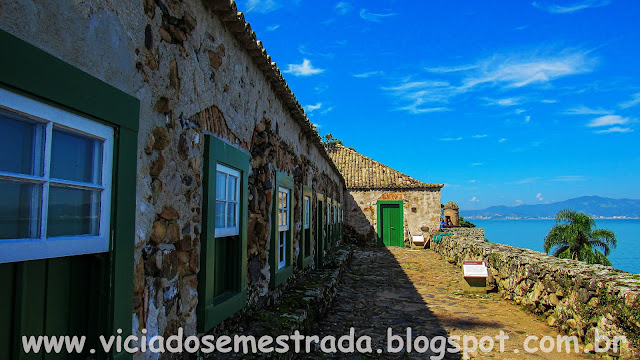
[0,0,344,352]
[432,235,640,358]
[344,189,441,246]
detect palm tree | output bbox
[544,209,617,266]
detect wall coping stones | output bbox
[432,235,640,358]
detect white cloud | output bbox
[532,0,611,14]
[536,193,544,201]
[320,106,334,115]
[472,134,488,138]
[265,24,280,32]
[335,2,352,15]
[513,177,542,184]
[469,179,478,183]
[499,138,508,143]
[541,99,557,103]
[515,200,523,205]
[353,70,384,78]
[515,109,526,114]
[587,115,629,127]
[553,175,587,182]
[245,0,282,13]
[594,127,634,134]
[284,59,324,76]
[440,137,463,141]
[484,97,524,106]
[470,196,479,203]
[424,64,479,73]
[619,92,640,109]
[471,163,484,166]
[304,103,322,113]
[359,9,398,22]
[463,49,596,89]
[383,48,596,113]
[564,106,612,115]
[525,115,531,123]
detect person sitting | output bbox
[440,218,446,229]
[447,218,453,227]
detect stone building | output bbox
[0,0,346,358]
[443,200,460,226]
[326,144,443,247]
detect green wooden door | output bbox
[378,201,404,247]
[0,255,104,360]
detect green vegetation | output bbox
[322,133,343,146]
[459,216,476,228]
[543,209,617,266]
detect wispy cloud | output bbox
[359,9,397,22]
[541,99,557,103]
[515,200,524,205]
[536,193,544,201]
[553,175,587,182]
[265,24,280,32]
[335,2,352,15]
[483,97,524,106]
[245,0,282,13]
[440,137,463,141]
[595,126,634,134]
[564,105,612,115]
[469,179,478,183]
[284,59,324,76]
[532,0,611,14]
[513,177,542,184]
[385,48,596,113]
[499,138,508,143]
[587,115,629,127]
[424,64,479,73]
[304,103,322,113]
[470,196,479,203]
[619,92,640,109]
[353,70,384,78]
[471,163,484,166]
[525,115,531,123]
[472,134,488,139]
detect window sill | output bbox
[199,289,247,332]
[272,264,293,288]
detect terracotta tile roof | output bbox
[325,144,444,190]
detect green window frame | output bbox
[270,172,294,287]
[315,193,325,269]
[198,135,249,332]
[298,185,313,269]
[0,29,139,360]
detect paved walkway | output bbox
[308,247,587,359]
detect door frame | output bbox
[315,193,325,269]
[376,200,404,247]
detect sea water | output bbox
[471,219,640,274]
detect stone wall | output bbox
[439,227,485,241]
[432,235,640,358]
[0,0,344,353]
[344,189,441,246]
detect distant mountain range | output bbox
[462,196,640,219]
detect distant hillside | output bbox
[462,196,640,219]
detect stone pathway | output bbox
[306,247,587,359]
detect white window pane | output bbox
[278,191,283,209]
[283,209,288,226]
[50,127,103,184]
[0,110,43,176]
[216,172,226,200]
[227,175,237,201]
[283,192,288,209]
[226,203,236,228]
[47,186,100,237]
[215,201,225,228]
[0,180,41,239]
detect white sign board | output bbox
[463,261,488,278]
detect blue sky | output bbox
[236,0,640,210]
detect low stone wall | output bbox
[432,235,640,358]
[439,227,485,241]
